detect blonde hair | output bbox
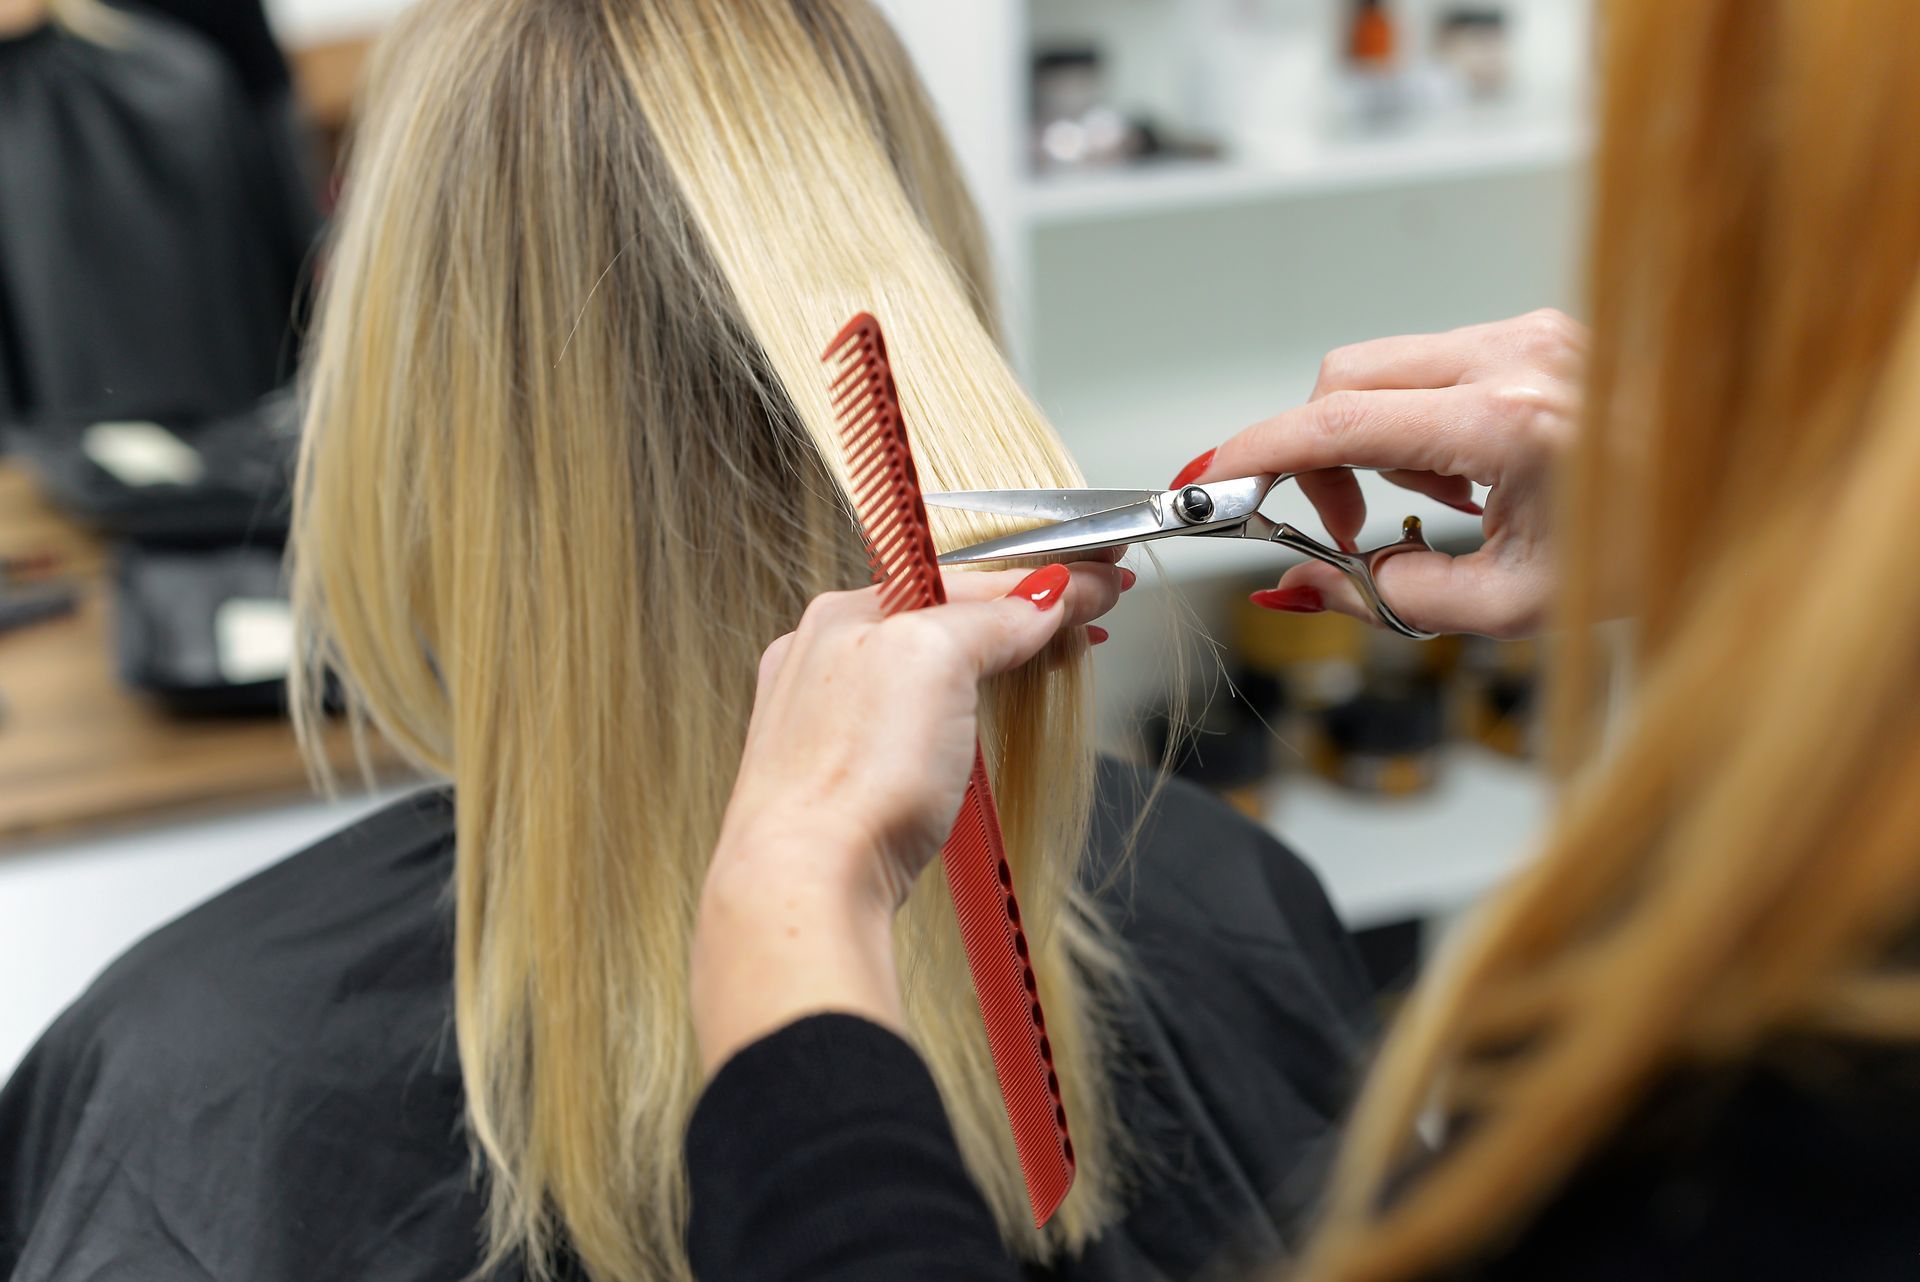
[1302,3,1920,1278]
[48,0,122,40]
[290,2,1122,1279]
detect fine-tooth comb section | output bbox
[822,311,1075,1227]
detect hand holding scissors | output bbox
[1177,310,1584,638]
[930,473,1439,639]
[936,310,1579,639]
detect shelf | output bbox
[1023,115,1587,227]
[1266,745,1547,929]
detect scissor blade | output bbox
[923,487,1161,523]
[938,500,1172,565]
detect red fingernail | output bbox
[1444,499,1485,516]
[1337,536,1360,554]
[1117,567,1137,591]
[1010,563,1071,610]
[1,549,61,576]
[1169,448,1216,490]
[1087,625,1110,646]
[1249,586,1325,613]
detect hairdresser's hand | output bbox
[1177,309,1584,638]
[691,562,1126,1073]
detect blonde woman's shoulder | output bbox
[0,789,502,1282]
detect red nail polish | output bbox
[1249,586,1325,613]
[1087,625,1110,645]
[1010,564,1071,610]
[1337,536,1360,554]
[1117,567,1137,591]
[1169,448,1216,490]
[1444,499,1485,516]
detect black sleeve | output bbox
[685,1014,1022,1282]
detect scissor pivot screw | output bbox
[1175,486,1214,524]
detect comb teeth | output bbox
[824,312,1075,1227]
[823,313,946,614]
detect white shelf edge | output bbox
[1023,120,1589,228]
[1264,745,1548,929]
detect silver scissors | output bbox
[925,473,1439,639]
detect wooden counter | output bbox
[0,31,396,849]
[287,33,376,166]
[0,465,405,848]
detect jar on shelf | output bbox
[1435,7,1513,102]
[1143,697,1276,821]
[1231,594,1365,714]
[1311,680,1445,796]
[1031,46,1134,171]
[1456,635,1540,759]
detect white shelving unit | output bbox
[992,2,1586,923]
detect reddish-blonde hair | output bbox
[1304,3,1920,1277]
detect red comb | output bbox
[824,312,1074,1227]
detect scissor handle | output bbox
[1266,516,1437,640]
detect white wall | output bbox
[264,0,409,44]
[1,795,398,1074]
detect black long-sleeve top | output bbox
[686,1018,1920,1282]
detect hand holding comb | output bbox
[823,312,1075,1227]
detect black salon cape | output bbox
[0,761,1376,1281]
[116,0,291,106]
[0,15,315,429]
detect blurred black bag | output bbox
[112,543,292,715]
[9,391,300,545]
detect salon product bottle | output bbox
[1339,0,1408,130]
[1237,0,1335,167]
[1312,680,1445,795]
[1231,594,1364,715]
[1032,46,1133,171]
[1349,0,1398,65]
[1434,7,1513,101]
[1182,0,1269,158]
[1184,0,1332,165]
[1457,636,1538,758]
